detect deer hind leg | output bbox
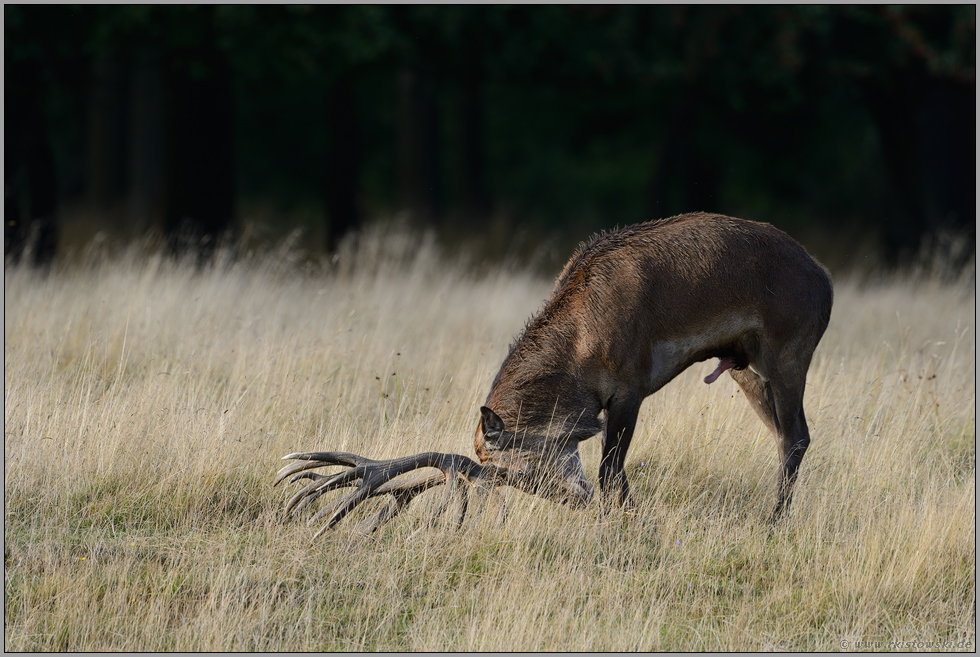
[766,373,811,523]
[729,366,810,522]
[729,368,779,435]
[599,392,642,509]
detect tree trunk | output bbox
[86,55,128,218]
[164,12,236,259]
[128,47,166,239]
[457,48,488,222]
[646,94,721,221]
[5,57,59,265]
[861,71,975,257]
[396,63,442,224]
[324,74,362,252]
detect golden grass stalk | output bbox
[4,227,975,651]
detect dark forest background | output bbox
[5,5,975,271]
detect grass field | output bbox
[4,227,976,651]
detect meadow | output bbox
[4,227,975,651]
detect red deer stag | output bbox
[275,212,833,536]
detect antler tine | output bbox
[306,459,449,534]
[354,472,446,535]
[284,477,329,516]
[284,466,371,515]
[354,496,403,537]
[273,451,377,487]
[421,467,467,529]
[309,485,374,538]
[305,453,454,532]
[275,449,508,538]
[447,478,469,530]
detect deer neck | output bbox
[485,330,603,442]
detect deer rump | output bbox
[275,212,834,536]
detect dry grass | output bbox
[4,227,975,651]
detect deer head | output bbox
[473,406,595,507]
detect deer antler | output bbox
[274,451,506,538]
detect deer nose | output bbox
[474,426,492,463]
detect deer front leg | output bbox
[599,392,641,509]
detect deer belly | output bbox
[647,325,763,391]
[646,341,699,392]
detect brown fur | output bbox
[474,212,833,519]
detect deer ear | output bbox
[480,406,504,441]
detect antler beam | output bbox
[274,451,505,538]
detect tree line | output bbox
[5,5,974,265]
